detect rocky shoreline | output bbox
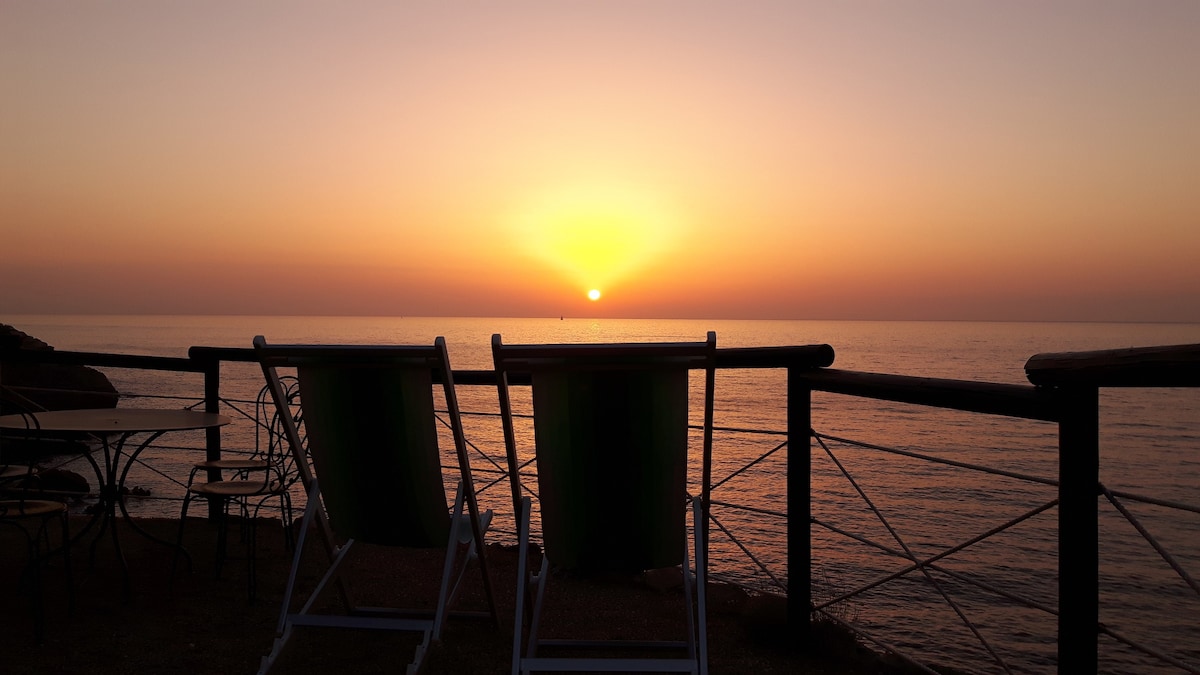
[1,322,120,496]
[0,322,120,412]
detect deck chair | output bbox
[493,332,716,675]
[253,336,498,675]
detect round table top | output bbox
[0,408,231,433]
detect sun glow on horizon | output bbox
[509,185,681,297]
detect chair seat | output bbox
[2,464,30,480]
[0,497,73,643]
[0,499,68,518]
[189,480,281,498]
[192,459,270,472]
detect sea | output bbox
[4,315,1199,674]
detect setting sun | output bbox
[509,184,680,299]
[2,4,1197,323]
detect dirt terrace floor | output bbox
[1,515,914,675]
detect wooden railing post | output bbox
[788,366,812,641]
[1057,385,1099,673]
[202,357,223,521]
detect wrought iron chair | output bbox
[492,332,716,675]
[253,335,498,675]
[171,378,303,601]
[0,407,74,643]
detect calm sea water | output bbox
[6,315,1199,673]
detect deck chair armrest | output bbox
[449,479,492,545]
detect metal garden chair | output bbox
[172,377,303,601]
[0,406,74,643]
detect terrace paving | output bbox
[1,516,912,674]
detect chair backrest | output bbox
[493,332,716,571]
[254,336,475,548]
[0,399,40,495]
[256,376,305,489]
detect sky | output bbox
[2,1,1198,321]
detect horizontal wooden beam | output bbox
[1025,343,1200,387]
[797,368,1060,421]
[715,344,835,369]
[2,347,199,373]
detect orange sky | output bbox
[2,2,1198,321]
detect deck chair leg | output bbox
[438,483,493,626]
[298,537,357,616]
[681,517,697,663]
[278,481,322,630]
[447,510,490,614]
[512,496,532,675]
[431,482,466,641]
[515,495,553,671]
[692,499,709,675]
[259,480,323,675]
[257,622,294,675]
[525,554,550,664]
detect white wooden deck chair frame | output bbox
[253,336,497,675]
[493,332,716,675]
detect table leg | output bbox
[65,443,107,544]
[72,425,206,598]
[87,434,132,597]
[117,431,187,554]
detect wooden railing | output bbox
[4,341,1198,673]
[781,342,1199,672]
[1023,343,1200,672]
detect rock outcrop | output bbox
[1,323,120,414]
